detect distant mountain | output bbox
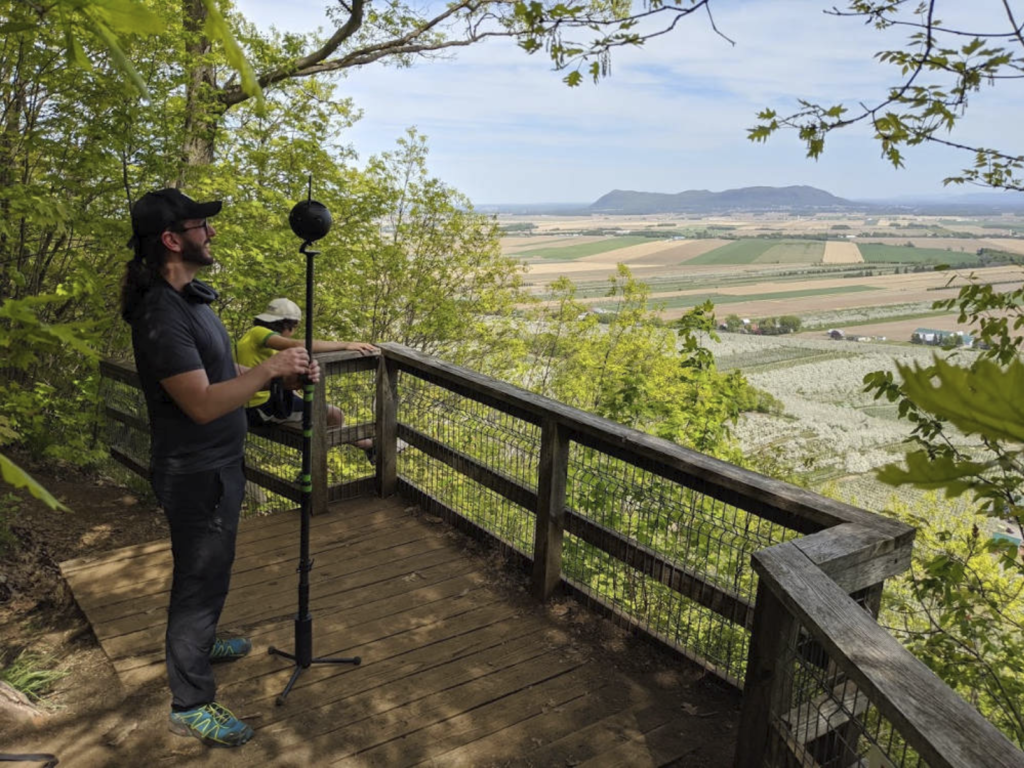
[588,185,856,214]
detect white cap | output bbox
[255,297,301,323]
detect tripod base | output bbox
[268,615,360,706]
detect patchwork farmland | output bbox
[506,211,1023,335]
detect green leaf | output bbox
[897,356,1024,444]
[0,454,68,512]
[88,0,164,35]
[202,0,263,109]
[877,450,993,495]
[83,15,150,98]
[0,21,36,33]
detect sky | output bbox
[234,0,1022,205]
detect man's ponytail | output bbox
[120,237,165,322]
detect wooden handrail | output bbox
[747,542,1024,768]
[377,343,910,538]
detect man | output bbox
[121,188,315,747]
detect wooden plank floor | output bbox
[59,495,739,767]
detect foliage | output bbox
[882,496,1024,746]
[0,2,529,483]
[525,265,766,461]
[750,1,1024,192]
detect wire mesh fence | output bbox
[767,618,929,768]
[395,372,540,556]
[241,426,302,517]
[321,361,376,494]
[563,442,798,682]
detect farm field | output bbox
[853,236,1014,253]
[504,213,1024,330]
[513,235,654,260]
[823,241,863,263]
[500,235,593,253]
[857,243,980,264]
[579,238,733,265]
[685,239,773,264]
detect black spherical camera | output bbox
[289,199,332,242]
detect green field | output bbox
[597,284,876,312]
[757,241,825,264]
[686,240,776,264]
[688,239,826,265]
[514,236,655,261]
[857,243,980,265]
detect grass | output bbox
[515,236,657,261]
[0,650,68,701]
[857,243,980,265]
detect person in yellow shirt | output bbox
[236,298,376,456]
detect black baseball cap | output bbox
[127,188,222,249]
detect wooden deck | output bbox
[59,495,738,767]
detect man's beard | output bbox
[181,237,214,266]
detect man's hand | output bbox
[261,347,310,379]
[343,342,377,355]
[283,358,320,390]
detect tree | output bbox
[750,1,1024,193]
[0,2,529,502]
[723,313,743,332]
[527,265,764,461]
[777,315,802,334]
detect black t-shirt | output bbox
[130,278,247,475]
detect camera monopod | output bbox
[268,178,362,705]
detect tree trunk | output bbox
[179,0,221,179]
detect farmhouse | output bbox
[911,327,974,347]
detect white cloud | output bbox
[234,0,1023,203]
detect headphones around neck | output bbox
[183,279,218,304]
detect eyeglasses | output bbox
[176,220,211,234]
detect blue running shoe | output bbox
[168,702,254,747]
[210,637,252,663]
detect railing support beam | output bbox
[532,418,569,601]
[375,355,399,498]
[734,580,799,768]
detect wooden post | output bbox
[734,580,800,768]
[375,355,398,498]
[532,418,569,601]
[804,580,886,768]
[310,377,329,516]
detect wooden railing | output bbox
[98,343,1024,767]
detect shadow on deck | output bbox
[55,495,739,767]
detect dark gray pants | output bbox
[151,462,245,711]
